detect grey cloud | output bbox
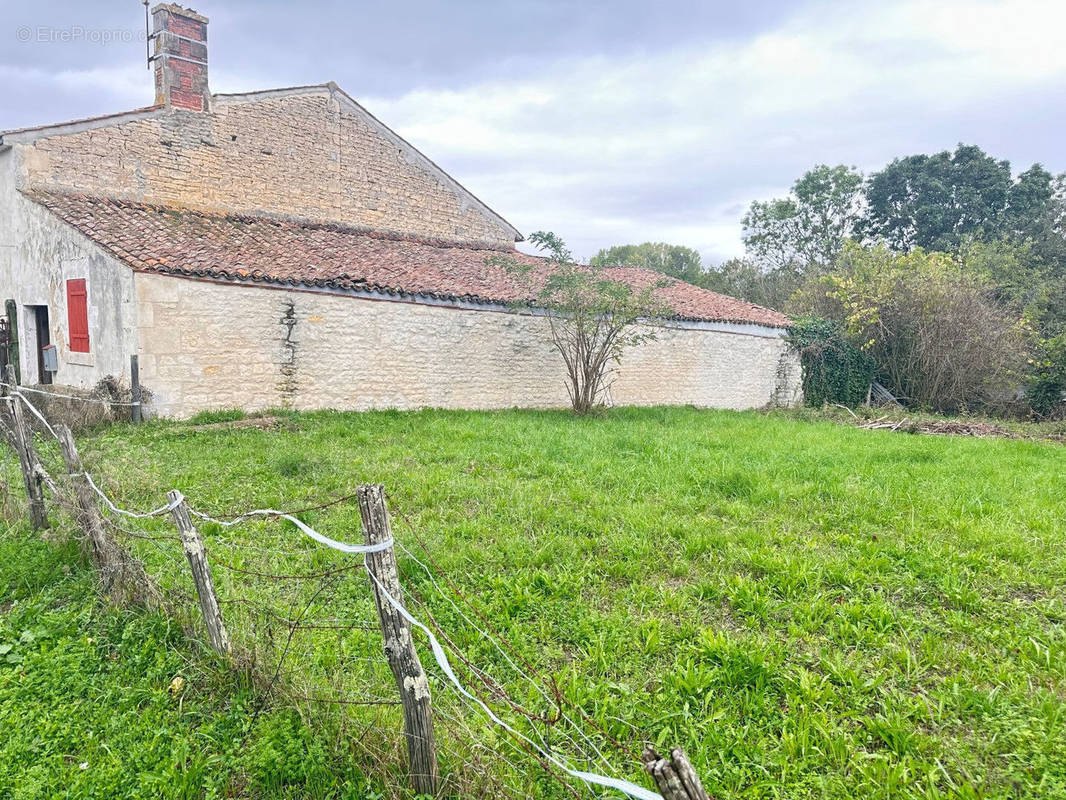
[3,0,1064,268]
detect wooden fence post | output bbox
[5,364,48,530]
[57,423,129,597]
[168,490,231,657]
[641,746,711,800]
[130,354,142,424]
[359,484,439,797]
[4,300,19,385]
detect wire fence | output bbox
[0,378,708,800]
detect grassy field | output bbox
[0,518,377,799]
[3,405,1066,799]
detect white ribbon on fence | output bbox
[83,472,184,519]
[363,566,663,800]
[3,379,655,797]
[189,506,393,555]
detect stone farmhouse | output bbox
[0,4,801,418]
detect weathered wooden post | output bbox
[5,364,48,529]
[358,484,439,797]
[168,490,231,657]
[130,354,142,424]
[4,300,19,385]
[56,423,158,607]
[57,424,127,596]
[641,747,711,800]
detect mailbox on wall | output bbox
[41,344,58,373]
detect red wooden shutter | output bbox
[66,279,90,353]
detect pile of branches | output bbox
[857,416,1021,438]
[827,404,1066,442]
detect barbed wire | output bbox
[389,504,635,764]
[206,551,366,582]
[0,386,662,800]
[398,571,634,798]
[364,563,660,800]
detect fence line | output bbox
[0,380,139,406]
[395,537,621,771]
[0,380,713,800]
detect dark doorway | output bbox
[30,305,52,385]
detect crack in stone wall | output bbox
[277,299,298,407]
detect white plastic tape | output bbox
[189,506,393,555]
[364,566,662,800]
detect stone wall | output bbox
[0,149,139,390]
[134,273,801,418]
[15,86,517,247]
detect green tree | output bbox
[862,144,1013,252]
[1005,165,1066,284]
[1026,332,1066,418]
[1007,164,1057,237]
[957,237,1048,321]
[742,164,864,271]
[491,232,665,414]
[589,242,705,285]
[702,258,801,311]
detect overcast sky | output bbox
[4,0,1066,263]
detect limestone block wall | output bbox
[16,87,516,247]
[134,273,801,418]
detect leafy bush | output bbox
[787,317,875,407]
[794,243,1027,414]
[1026,334,1066,418]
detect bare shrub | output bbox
[490,232,666,414]
[794,243,1027,414]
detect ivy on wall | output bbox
[788,317,875,408]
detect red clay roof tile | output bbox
[29,192,791,328]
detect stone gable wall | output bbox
[17,90,516,246]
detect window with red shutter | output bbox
[66,279,90,353]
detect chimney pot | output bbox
[151,4,209,112]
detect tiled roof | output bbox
[30,192,791,328]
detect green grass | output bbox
[0,520,379,799]
[187,408,249,425]
[4,405,1066,799]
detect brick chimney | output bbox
[151,4,210,111]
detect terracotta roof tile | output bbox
[29,192,791,328]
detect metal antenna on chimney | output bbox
[143,0,152,70]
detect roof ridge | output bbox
[26,190,517,253]
[1,105,165,140]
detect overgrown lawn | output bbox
[0,520,376,799]
[4,406,1066,798]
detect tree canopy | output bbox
[590,143,1066,416]
[729,145,1066,415]
[589,242,705,285]
[742,164,864,271]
